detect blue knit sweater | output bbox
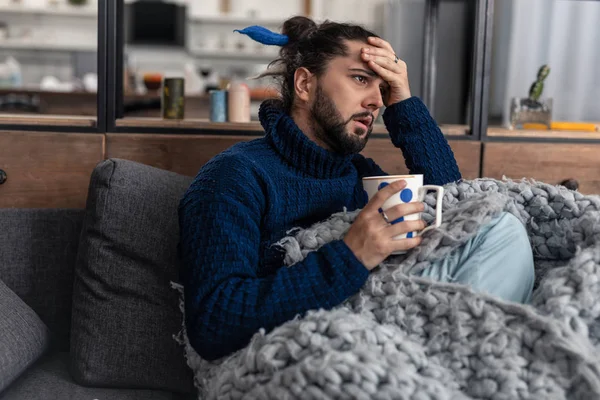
[178,97,461,361]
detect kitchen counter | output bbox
[115,118,470,136]
[0,87,276,119]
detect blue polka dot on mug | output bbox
[400,188,413,203]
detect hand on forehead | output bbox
[343,40,389,84]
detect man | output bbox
[178,16,534,362]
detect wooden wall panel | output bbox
[0,131,105,208]
[106,135,481,181]
[449,141,482,180]
[0,132,481,209]
[361,139,481,180]
[105,134,257,177]
[482,142,600,195]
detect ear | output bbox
[294,67,314,103]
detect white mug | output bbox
[362,174,444,253]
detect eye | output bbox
[353,75,368,85]
[380,85,389,96]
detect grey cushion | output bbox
[0,209,84,351]
[0,352,191,400]
[0,278,50,392]
[70,159,194,393]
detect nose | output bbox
[362,86,384,111]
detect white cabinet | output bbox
[0,0,97,52]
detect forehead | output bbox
[329,40,369,68]
[345,40,369,57]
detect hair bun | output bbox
[282,16,317,43]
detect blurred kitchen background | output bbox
[0,0,598,125]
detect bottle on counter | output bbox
[226,81,250,123]
[0,57,22,88]
[209,90,227,123]
[161,77,185,119]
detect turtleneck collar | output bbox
[258,99,354,179]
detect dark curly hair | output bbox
[265,16,378,112]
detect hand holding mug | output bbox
[343,180,426,270]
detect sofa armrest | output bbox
[0,278,51,392]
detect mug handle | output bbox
[416,185,444,236]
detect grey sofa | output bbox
[0,159,199,399]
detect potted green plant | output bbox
[509,65,553,130]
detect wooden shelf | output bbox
[189,49,279,61]
[116,118,263,132]
[0,114,96,127]
[487,126,600,140]
[439,124,470,136]
[116,118,469,136]
[0,4,97,17]
[0,40,96,52]
[188,15,283,26]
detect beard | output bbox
[309,85,374,156]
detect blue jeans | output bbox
[418,212,535,304]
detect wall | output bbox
[384,0,472,125]
[489,0,600,125]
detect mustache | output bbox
[345,112,375,126]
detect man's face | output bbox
[308,40,388,156]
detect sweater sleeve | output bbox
[382,96,462,186]
[178,157,369,361]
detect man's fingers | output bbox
[386,219,426,237]
[384,202,426,223]
[362,47,398,63]
[367,36,395,53]
[390,236,422,253]
[364,179,407,213]
[365,55,403,72]
[362,46,394,58]
[367,60,399,84]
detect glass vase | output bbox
[509,97,553,130]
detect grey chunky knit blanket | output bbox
[174,178,600,399]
